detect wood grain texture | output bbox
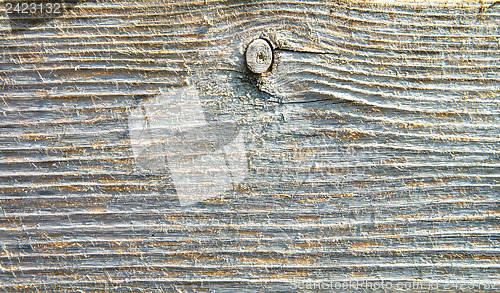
[1,0,500,291]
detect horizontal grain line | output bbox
[269,67,500,96]
[0,156,499,172]
[2,263,500,275]
[1,3,498,42]
[2,34,498,58]
[275,57,500,86]
[0,140,497,156]
[2,12,499,55]
[4,60,500,85]
[270,85,500,116]
[2,248,500,263]
[0,6,496,39]
[0,91,180,100]
[2,213,499,232]
[1,277,499,289]
[3,230,499,250]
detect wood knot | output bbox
[245,38,273,74]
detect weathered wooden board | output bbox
[1,0,500,291]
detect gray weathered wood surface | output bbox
[1,0,500,291]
